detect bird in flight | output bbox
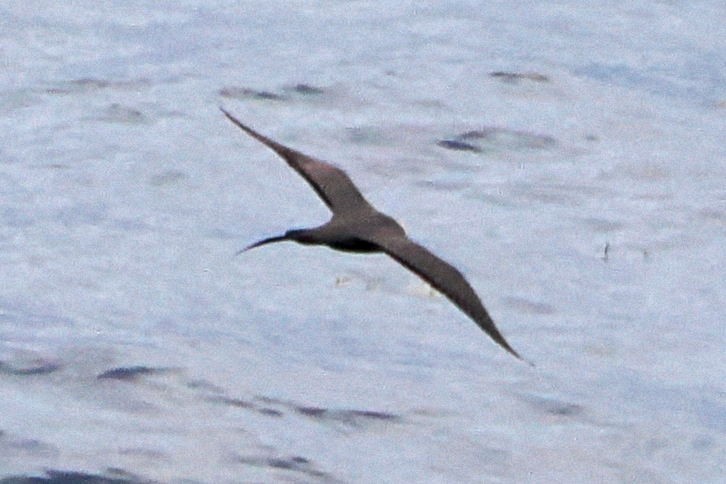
[221,108,524,361]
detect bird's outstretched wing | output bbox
[371,234,524,361]
[221,108,371,214]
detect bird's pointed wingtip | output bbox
[219,106,236,122]
[219,107,260,139]
[511,349,535,367]
[520,354,536,367]
[500,341,533,366]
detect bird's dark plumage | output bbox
[222,107,524,361]
[221,108,368,213]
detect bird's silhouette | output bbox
[221,108,524,360]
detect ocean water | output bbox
[0,1,723,482]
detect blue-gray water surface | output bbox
[0,1,723,482]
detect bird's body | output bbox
[221,108,525,361]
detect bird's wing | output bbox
[370,234,523,360]
[221,108,371,213]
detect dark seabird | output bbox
[222,108,525,361]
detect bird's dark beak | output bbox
[236,234,289,255]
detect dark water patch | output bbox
[286,83,325,96]
[118,447,168,461]
[253,395,282,405]
[295,406,327,418]
[519,393,585,418]
[98,103,147,124]
[257,407,285,417]
[436,139,482,153]
[0,360,61,376]
[148,170,187,187]
[212,394,401,427]
[544,402,583,416]
[490,71,550,84]
[0,469,148,484]
[502,296,556,315]
[185,378,225,394]
[581,217,626,233]
[691,436,715,451]
[252,396,401,428]
[97,366,168,382]
[220,83,325,102]
[67,78,114,90]
[45,78,151,95]
[295,406,400,426]
[218,86,286,101]
[102,469,147,483]
[237,454,333,481]
[699,207,726,224]
[0,431,59,458]
[460,128,556,149]
[345,126,390,145]
[211,396,255,410]
[209,396,284,417]
[439,127,556,154]
[55,202,108,227]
